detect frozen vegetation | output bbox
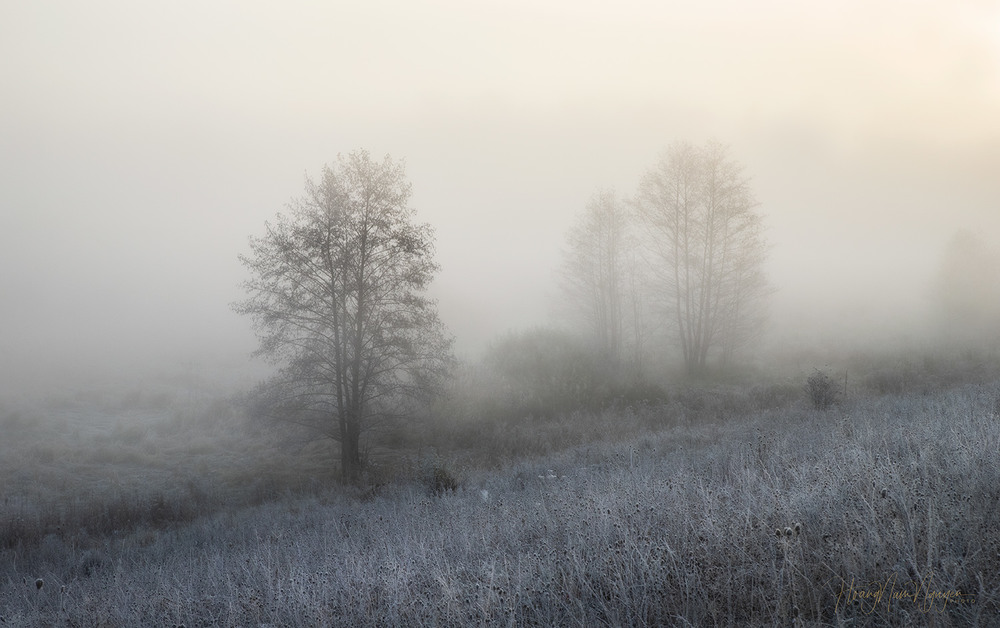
[2,355,999,625]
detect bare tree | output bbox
[560,189,630,364]
[932,230,1000,347]
[636,141,768,374]
[235,150,453,483]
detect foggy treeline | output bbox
[2,145,999,628]
[559,140,769,377]
[231,142,775,481]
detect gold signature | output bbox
[834,571,975,614]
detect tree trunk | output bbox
[340,416,363,484]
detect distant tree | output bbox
[635,141,768,374]
[234,150,453,483]
[560,189,631,365]
[932,230,1000,346]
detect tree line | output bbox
[560,140,769,376]
[234,143,770,482]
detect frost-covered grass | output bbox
[0,389,336,552]
[3,382,999,626]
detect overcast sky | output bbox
[2,0,999,389]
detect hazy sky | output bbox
[2,0,999,388]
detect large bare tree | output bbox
[235,150,452,483]
[636,141,768,374]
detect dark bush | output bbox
[428,466,459,496]
[806,369,841,410]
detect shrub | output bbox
[428,466,459,496]
[805,369,840,410]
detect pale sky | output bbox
[2,0,999,388]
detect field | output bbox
[2,355,999,626]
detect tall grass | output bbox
[2,380,998,625]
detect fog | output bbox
[3,0,1000,393]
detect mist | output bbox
[6,3,1000,623]
[3,1,1000,391]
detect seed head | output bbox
[784,527,793,537]
[35,578,43,590]
[794,522,802,536]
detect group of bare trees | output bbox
[235,143,769,482]
[232,140,1000,484]
[561,141,769,375]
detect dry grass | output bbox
[0,389,336,552]
[2,375,999,625]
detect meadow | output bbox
[1,353,999,626]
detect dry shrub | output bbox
[428,466,459,495]
[806,369,841,410]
